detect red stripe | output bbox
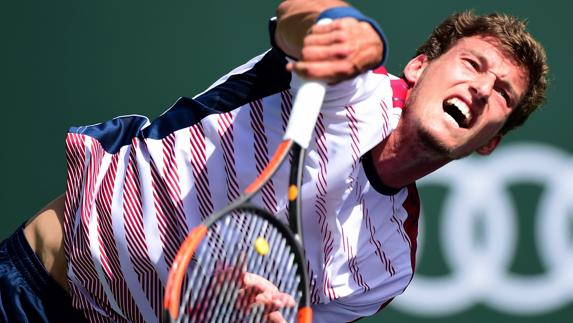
[189,123,214,219]
[390,78,409,109]
[95,154,119,278]
[249,100,278,212]
[345,105,361,169]
[312,114,337,300]
[78,140,108,304]
[151,158,182,266]
[67,138,115,319]
[362,194,396,277]
[379,100,391,139]
[341,225,371,292]
[280,90,293,131]
[64,134,88,313]
[343,104,372,290]
[123,140,164,316]
[217,112,241,202]
[64,134,86,256]
[95,154,146,322]
[402,184,420,273]
[306,261,320,304]
[189,122,228,262]
[373,66,388,75]
[162,134,188,231]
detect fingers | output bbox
[240,272,296,306]
[304,24,354,48]
[243,272,279,292]
[242,272,296,307]
[302,41,356,62]
[266,310,288,323]
[235,272,296,323]
[256,291,295,323]
[254,290,296,308]
[272,291,296,308]
[238,272,296,323]
[288,17,384,83]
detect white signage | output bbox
[392,143,573,316]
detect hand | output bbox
[238,272,296,323]
[287,17,384,84]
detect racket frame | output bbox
[163,140,312,322]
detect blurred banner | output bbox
[382,143,573,322]
[1,1,570,322]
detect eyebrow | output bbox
[466,49,521,107]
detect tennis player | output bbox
[0,0,548,322]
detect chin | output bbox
[417,126,469,160]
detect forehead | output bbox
[448,36,529,98]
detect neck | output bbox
[370,127,450,189]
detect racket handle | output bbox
[284,18,331,148]
[284,79,326,148]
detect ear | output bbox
[476,135,502,155]
[403,54,429,85]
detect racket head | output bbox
[163,205,311,323]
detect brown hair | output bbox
[415,11,548,135]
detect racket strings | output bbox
[177,211,302,322]
[205,223,227,262]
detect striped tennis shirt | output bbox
[63,47,420,322]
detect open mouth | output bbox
[444,98,472,128]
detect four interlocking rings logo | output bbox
[392,143,573,316]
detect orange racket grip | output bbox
[163,224,208,320]
[298,306,312,323]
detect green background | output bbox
[1,1,570,322]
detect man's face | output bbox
[401,36,529,159]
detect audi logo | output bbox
[392,143,573,316]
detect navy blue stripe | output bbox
[268,18,292,59]
[69,116,149,155]
[362,151,402,195]
[144,47,290,140]
[69,48,290,154]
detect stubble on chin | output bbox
[416,124,453,156]
[416,125,474,160]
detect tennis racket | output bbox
[163,26,330,322]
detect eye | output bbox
[464,58,480,71]
[496,87,511,106]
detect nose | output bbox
[470,72,495,103]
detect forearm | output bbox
[275,0,349,59]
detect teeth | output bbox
[445,98,472,125]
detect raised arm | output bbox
[274,0,385,83]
